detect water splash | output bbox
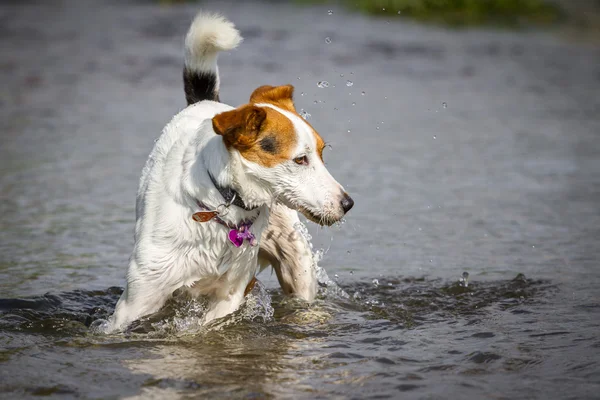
[346,80,353,87]
[327,9,333,15]
[299,109,311,120]
[459,271,470,288]
[293,221,349,299]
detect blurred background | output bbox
[1,0,599,399]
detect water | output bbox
[1,0,600,399]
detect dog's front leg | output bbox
[258,204,317,302]
[203,283,247,325]
[108,264,176,332]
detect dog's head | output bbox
[212,85,353,225]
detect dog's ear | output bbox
[212,105,267,149]
[250,85,295,113]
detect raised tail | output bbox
[183,12,242,105]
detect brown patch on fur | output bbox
[212,104,297,168]
[250,85,296,113]
[212,105,266,151]
[213,84,327,167]
[250,84,326,162]
[244,277,257,297]
[314,132,325,162]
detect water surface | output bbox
[1,0,599,398]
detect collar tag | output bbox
[192,211,218,223]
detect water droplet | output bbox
[347,129,351,133]
[433,135,437,139]
[382,7,386,11]
[350,71,354,75]
[398,10,402,14]
[352,102,356,106]
[384,96,388,100]
[460,271,470,287]
[346,80,353,87]
[313,100,318,104]
[372,279,379,286]
[361,91,365,96]
[300,92,305,96]
[327,9,333,15]
[334,107,338,111]
[376,126,380,130]
[350,270,354,274]
[340,73,344,77]
[442,102,448,108]
[299,109,312,120]
[154,138,159,143]
[332,84,336,88]
[317,81,330,88]
[297,76,301,80]
[325,37,332,44]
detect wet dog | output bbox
[108,12,353,331]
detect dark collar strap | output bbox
[208,172,258,211]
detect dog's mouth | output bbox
[298,207,338,227]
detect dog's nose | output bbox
[340,193,354,214]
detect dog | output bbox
[107,12,353,332]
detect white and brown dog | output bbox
[107,12,353,332]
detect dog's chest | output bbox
[182,211,268,287]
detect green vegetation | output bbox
[305,0,563,27]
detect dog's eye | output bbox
[293,155,309,166]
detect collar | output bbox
[208,172,258,211]
[193,201,259,248]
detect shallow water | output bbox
[1,0,600,399]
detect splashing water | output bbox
[327,9,333,15]
[346,80,353,87]
[459,271,470,288]
[293,221,349,298]
[90,283,274,337]
[299,109,311,120]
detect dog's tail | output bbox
[183,12,242,105]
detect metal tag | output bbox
[192,211,217,223]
